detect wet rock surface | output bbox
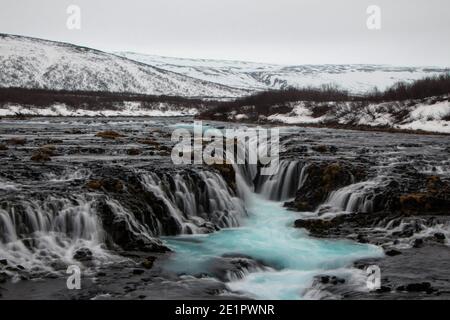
[279,127,449,299]
[1,116,449,299]
[286,161,367,211]
[0,117,247,299]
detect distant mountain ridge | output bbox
[0,33,448,99]
[117,51,449,94]
[0,34,247,98]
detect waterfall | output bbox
[256,161,307,201]
[225,127,307,202]
[140,170,246,235]
[0,167,247,274]
[0,194,113,274]
[318,180,378,215]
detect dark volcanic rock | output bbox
[97,199,170,253]
[286,162,366,212]
[73,248,93,261]
[0,271,9,283]
[206,254,272,282]
[434,232,446,242]
[413,238,424,248]
[387,176,449,216]
[317,275,346,285]
[95,131,125,139]
[141,256,156,269]
[385,249,402,256]
[127,148,142,156]
[7,137,27,145]
[210,163,236,192]
[397,282,433,293]
[30,152,51,162]
[294,218,338,234]
[132,269,145,275]
[85,178,124,192]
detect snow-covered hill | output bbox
[214,95,450,133]
[0,34,246,98]
[1,33,447,101]
[117,52,449,94]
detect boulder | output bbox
[73,248,93,262]
[434,232,446,242]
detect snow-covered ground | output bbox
[117,52,449,94]
[226,96,450,133]
[0,34,246,98]
[0,102,198,117]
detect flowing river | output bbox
[164,171,383,300]
[1,117,448,299]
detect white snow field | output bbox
[0,34,246,98]
[117,52,448,94]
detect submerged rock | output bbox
[30,145,56,162]
[137,138,160,146]
[294,219,337,234]
[434,233,446,242]
[127,148,142,156]
[132,269,145,275]
[95,131,125,139]
[30,151,51,162]
[7,137,27,145]
[385,249,402,256]
[0,271,10,284]
[397,282,434,293]
[73,248,93,262]
[317,275,346,285]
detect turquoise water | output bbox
[163,191,383,299]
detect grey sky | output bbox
[1,0,449,66]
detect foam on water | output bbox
[164,192,383,299]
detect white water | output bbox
[164,172,384,299]
[140,171,246,234]
[0,195,118,275]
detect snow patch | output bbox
[0,103,198,117]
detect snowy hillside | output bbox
[117,52,449,94]
[208,96,450,133]
[0,101,198,117]
[0,34,246,98]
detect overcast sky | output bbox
[1,0,449,66]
